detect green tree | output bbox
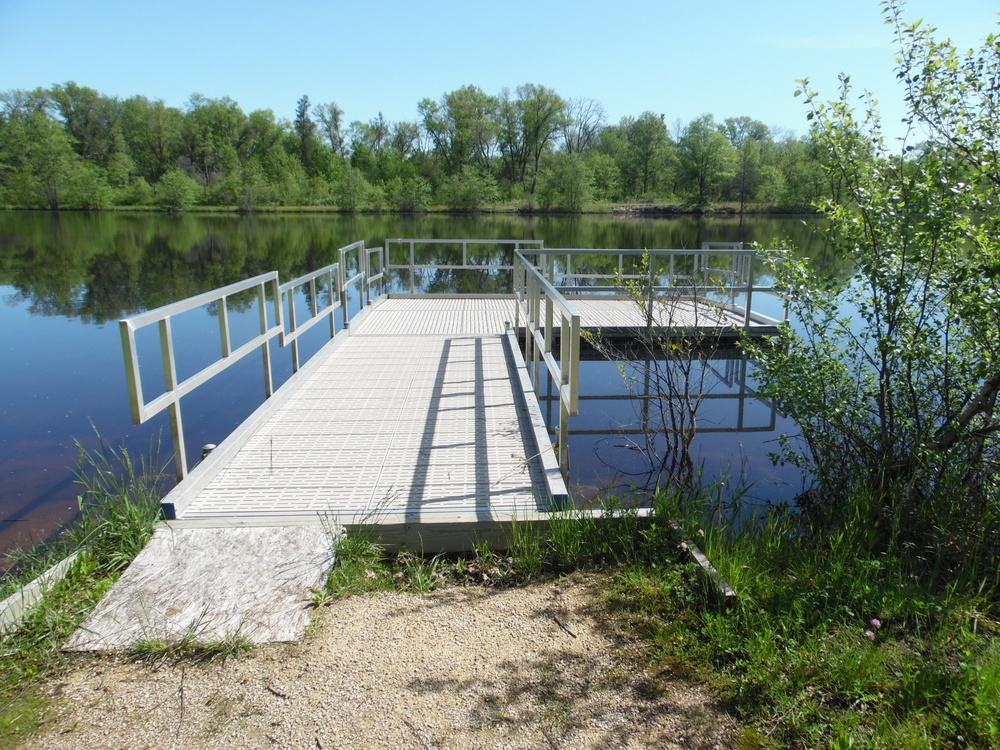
[439,165,498,211]
[0,110,81,208]
[769,135,826,211]
[419,85,498,177]
[179,94,245,191]
[120,96,183,182]
[495,84,569,194]
[594,124,628,197]
[48,82,121,165]
[621,111,672,196]
[536,153,593,211]
[746,2,1000,569]
[155,168,200,211]
[561,97,606,154]
[514,84,568,194]
[721,115,770,149]
[389,120,421,157]
[584,151,621,201]
[677,114,735,209]
[386,175,430,212]
[294,95,319,173]
[334,167,373,211]
[348,112,391,157]
[314,101,346,158]
[721,117,772,211]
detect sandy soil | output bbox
[28,574,736,749]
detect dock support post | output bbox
[159,317,188,480]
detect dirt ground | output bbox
[27,574,736,749]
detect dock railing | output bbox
[119,272,283,482]
[385,238,544,294]
[513,250,581,476]
[531,243,786,328]
[120,242,376,481]
[119,238,780,484]
[278,262,338,373]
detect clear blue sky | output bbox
[0,0,996,142]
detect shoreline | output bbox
[0,203,820,218]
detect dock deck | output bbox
[163,294,777,536]
[173,298,549,530]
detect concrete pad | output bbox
[64,525,338,651]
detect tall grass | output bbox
[69,430,165,572]
[0,432,165,748]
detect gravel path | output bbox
[30,575,736,749]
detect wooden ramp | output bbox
[65,526,335,650]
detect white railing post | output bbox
[159,317,187,480]
[288,282,300,372]
[258,280,274,398]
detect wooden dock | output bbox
[166,297,554,540]
[159,294,778,541]
[65,243,784,649]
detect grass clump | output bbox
[316,500,675,604]
[128,633,254,664]
[604,489,1000,749]
[0,433,165,749]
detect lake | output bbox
[0,211,832,563]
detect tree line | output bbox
[0,82,834,213]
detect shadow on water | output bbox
[0,211,833,564]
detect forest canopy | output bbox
[0,83,834,213]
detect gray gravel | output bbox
[30,574,736,749]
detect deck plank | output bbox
[567,296,778,332]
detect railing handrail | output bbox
[385,238,545,294]
[533,247,751,256]
[119,272,283,481]
[513,250,581,477]
[527,244,787,326]
[125,271,279,329]
[120,242,376,482]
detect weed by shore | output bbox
[3,448,998,749]
[0,435,164,747]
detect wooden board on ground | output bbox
[64,525,337,651]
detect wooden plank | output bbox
[64,526,337,651]
[0,552,79,635]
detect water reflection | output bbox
[0,212,844,324]
[536,347,803,507]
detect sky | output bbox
[1,0,997,143]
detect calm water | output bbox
[0,211,833,562]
